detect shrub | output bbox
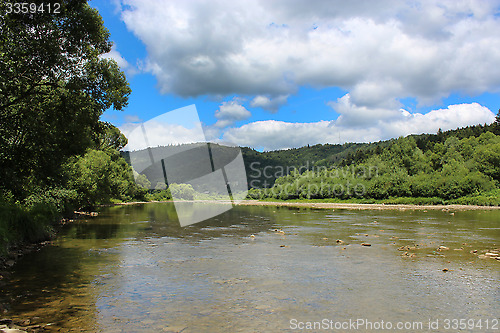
[168,184,195,200]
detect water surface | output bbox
[1,203,499,332]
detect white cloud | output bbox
[120,0,500,108]
[214,98,251,128]
[250,95,289,113]
[121,121,205,151]
[380,103,495,138]
[124,115,141,123]
[222,102,496,151]
[100,45,129,69]
[328,94,402,128]
[100,44,137,76]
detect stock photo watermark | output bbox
[248,162,379,199]
[289,318,499,331]
[126,105,248,227]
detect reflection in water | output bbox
[0,203,499,332]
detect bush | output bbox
[168,184,195,200]
[0,202,55,254]
[146,188,172,201]
[24,187,78,216]
[64,149,147,209]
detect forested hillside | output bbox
[248,120,500,205]
[127,119,499,203]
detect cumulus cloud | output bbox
[250,95,289,113]
[214,98,252,128]
[100,44,137,76]
[121,122,205,151]
[328,94,402,128]
[120,0,500,107]
[222,103,495,151]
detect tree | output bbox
[97,122,128,151]
[0,0,131,198]
[494,109,500,135]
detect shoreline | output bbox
[235,200,500,211]
[109,199,500,211]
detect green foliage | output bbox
[0,0,131,198]
[0,202,55,254]
[0,1,145,254]
[168,184,195,200]
[64,149,146,209]
[252,131,500,205]
[146,189,172,201]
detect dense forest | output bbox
[131,120,500,206]
[0,1,146,253]
[248,121,500,206]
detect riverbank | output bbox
[0,213,96,285]
[109,199,500,211]
[236,199,500,211]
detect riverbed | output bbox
[1,203,498,332]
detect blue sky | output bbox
[92,0,500,151]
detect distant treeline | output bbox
[248,119,500,205]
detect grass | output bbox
[0,202,57,256]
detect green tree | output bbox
[97,123,129,151]
[169,184,195,200]
[0,0,131,198]
[493,109,500,135]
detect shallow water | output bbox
[1,203,499,332]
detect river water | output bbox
[1,203,499,332]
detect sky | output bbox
[92,0,500,151]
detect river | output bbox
[1,202,499,332]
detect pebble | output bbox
[438,246,449,250]
[442,268,449,272]
[361,243,371,247]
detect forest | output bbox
[247,121,500,206]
